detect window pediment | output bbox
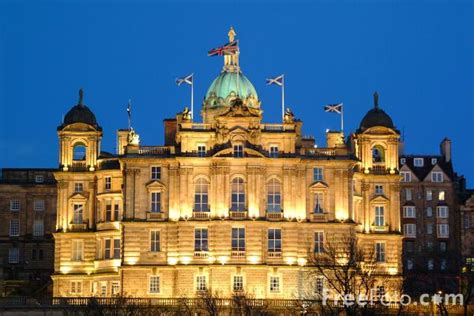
[146,180,166,192]
[370,194,390,203]
[69,192,89,202]
[309,181,329,192]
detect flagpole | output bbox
[340,103,344,132]
[281,75,285,121]
[191,74,194,121]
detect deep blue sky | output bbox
[1,1,473,184]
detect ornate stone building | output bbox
[51,30,403,299]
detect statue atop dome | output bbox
[228,26,236,42]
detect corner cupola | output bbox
[358,92,395,132]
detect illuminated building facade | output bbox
[51,29,403,299]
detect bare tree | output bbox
[231,291,270,316]
[196,289,225,316]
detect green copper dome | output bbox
[204,71,259,109]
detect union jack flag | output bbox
[176,74,193,86]
[207,41,239,57]
[324,103,343,114]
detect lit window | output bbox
[197,145,206,157]
[426,190,432,201]
[70,281,82,295]
[404,224,416,238]
[151,192,161,213]
[438,191,445,201]
[269,276,280,293]
[105,176,112,191]
[151,166,161,180]
[233,145,244,158]
[426,207,433,217]
[9,219,20,236]
[314,193,324,214]
[427,259,434,270]
[437,206,448,218]
[269,146,279,158]
[150,230,161,252]
[268,229,282,254]
[427,224,433,235]
[233,275,244,292]
[431,158,438,165]
[8,248,19,263]
[375,185,383,195]
[74,183,84,192]
[34,199,45,211]
[72,240,83,261]
[195,228,209,252]
[33,220,44,237]
[111,282,120,296]
[231,178,245,211]
[431,172,443,183]
[194,178,209,212]
[73,204,83,224]
[10,200,20,211]
[375,242,386,262]
[405,189,412,201]
[35,175,44,183]
[414,158,424,167]
[266,179,282,212]
[400,172,411,182]
[437,224,449,238]
[314,231,324,254]
[196,275,207,292]
[231,228,245,252]
[313,168,323,181]
[149,276,160,293]
[403,206,416,218]
[374,206,385,226]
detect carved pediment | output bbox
[146,180,166,192]
[370,194,390,203]
[219,99,262,118]
[68,192,89,201]
[309,181,329,191]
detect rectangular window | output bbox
[149,276,160,293]
[72,240,83,261]
[33,200,45,211]
[375,185,383,195]
[437,224,449,238]
[314,231,324,254]
[404,224,416,237]
[440,259,447,270]
[195,228,209,252]
[400,172,411,182]
[403,206,416,218]
[151,192,161,212]
[233,275,244,292]
[105,202,112,222]
[113,239,120,259]
[431,172,443,183]
[111,282,120,296]
[426,207,433,217]
[70,281,82,295]
[269,276,280,293]
[73,204,83,224]
[406,259,413,270]
[427,224,433,235]
[196,275,207,291]
[74,183,84,192]
[431,158,438,165]
[440,241,447,252]
[197,145,206,157]
[9,219,20,236]
[269,146,279,158]
[315,276,324,296]
[105,239,111,259]
[39,249,43,260]
[10,200,20,211]
[268,229,282,253]
[428,259,434,270]
[100,283,107,297]
[150,230,161,252]
[375,242,386,263]
[151,166,161,180]
[114,204,120,221]
[464,214,471,229]
[8,248,19,263]
[437,206,448,218]
[426,190,433,201]
[33,220,44,237]
[438,191,445,201]
[405,189,412,201]
[374,206,385,226]
[35,175,44,183]
[105,176,112,191]
[414,158,424,167]
[404,241,414,253]
[314,193,324,213]
[232,228,245,252]
[313,168,323,181]
[32,249,37,260]
[233,145,244,158]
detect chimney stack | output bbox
[440,138,452,162]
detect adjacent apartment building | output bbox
[0,168,57,296]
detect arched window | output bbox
[73,143,86,161]
[194,178,209,212]
[231,177,245,211]
[266,179,281,212]
[372,145,385,163]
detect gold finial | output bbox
[228,27,236,42]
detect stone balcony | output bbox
[309,213,328,222]
[229,210,248,220]
[266,211,284,221]
[193,211,210,220]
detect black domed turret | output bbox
[59,89,101,130]
[358,92,395,131]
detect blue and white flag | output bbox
[324,103,343,114]
[266,75,284,86]
[176,73,193,86]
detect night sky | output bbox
[0,1,473,184]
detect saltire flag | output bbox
[207,41,239,57]
[324,103,343,114]
[176,74,193,86]
[266,75,284,87]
